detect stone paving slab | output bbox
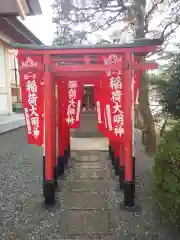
[1,128,180,240]
[56,236,112,240]
[75,154,89,162]
[73,161,104,169]
[65,180,107,193]
[59,210,109,235]
[75,154,100,162]
[70,130,145,151]
[69,168,107,179]
[63,192,107,210]
[89,154,99,162]
[70,137,109,151]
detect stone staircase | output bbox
[71,111,104,138]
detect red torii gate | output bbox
[9,39,162,207]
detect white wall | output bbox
[0,94,8,114]
[0,31,14,114]
[0,43,9,114]
[0,44,6,88]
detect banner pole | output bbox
[42,100,45,196]
[132,67,135,198]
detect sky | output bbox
[22,0,55,45]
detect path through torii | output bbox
[9,39,161,207]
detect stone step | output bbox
[65,180,107,193]
[71,131,104,138]
[75,154,100,162]
[68,168,107,179]
[63,192,107,210]
[59,210,109,235]
[70,138,109,151]
[73,161,104,169]
[71,112,104,138]
[59,150,110,238]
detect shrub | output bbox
[153,121,180,225]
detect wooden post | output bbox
[110,139,115,166]
[113,141,120,176]
[119,143,125,190]
[44,54,55,205]
[123,52,134,207]
[64,122,69,166]
[108,140,112,159]
[67,127,71,158]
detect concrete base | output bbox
[12,102,24,113]
[53,166,58,188]
[124,181,134,207]
[57,156,65,176]
[119,166,125,190]
[114,157,119,176]
[44,180,56,205]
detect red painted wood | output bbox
[44,54,53,181]
[123,52,133,182]
[18,45,160,55]
[18,62,158,75]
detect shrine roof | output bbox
[8,38,162,50]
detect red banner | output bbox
[18,54,44,146]
[57,78,83,128]
[105,71,124,141]
[97,55,123,141]
[99,54,141,141]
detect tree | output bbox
[52,0,180,154]
[53,22,88,45]
[155,47,180,118]
[148,45,180,137]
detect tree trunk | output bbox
[132,1,157,154]
[139,73,157,154]
[160,112,169,137]
[135,104,139,127]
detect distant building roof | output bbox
[0,0,42,19]
[0,16,43,45]
[26,0,42,15]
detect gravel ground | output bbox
[0,127,179,239]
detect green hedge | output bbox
[153,122,180,225]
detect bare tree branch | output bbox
[145,0,165,22]
[71,5,125,11]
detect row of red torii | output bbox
[9,39,162,207]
